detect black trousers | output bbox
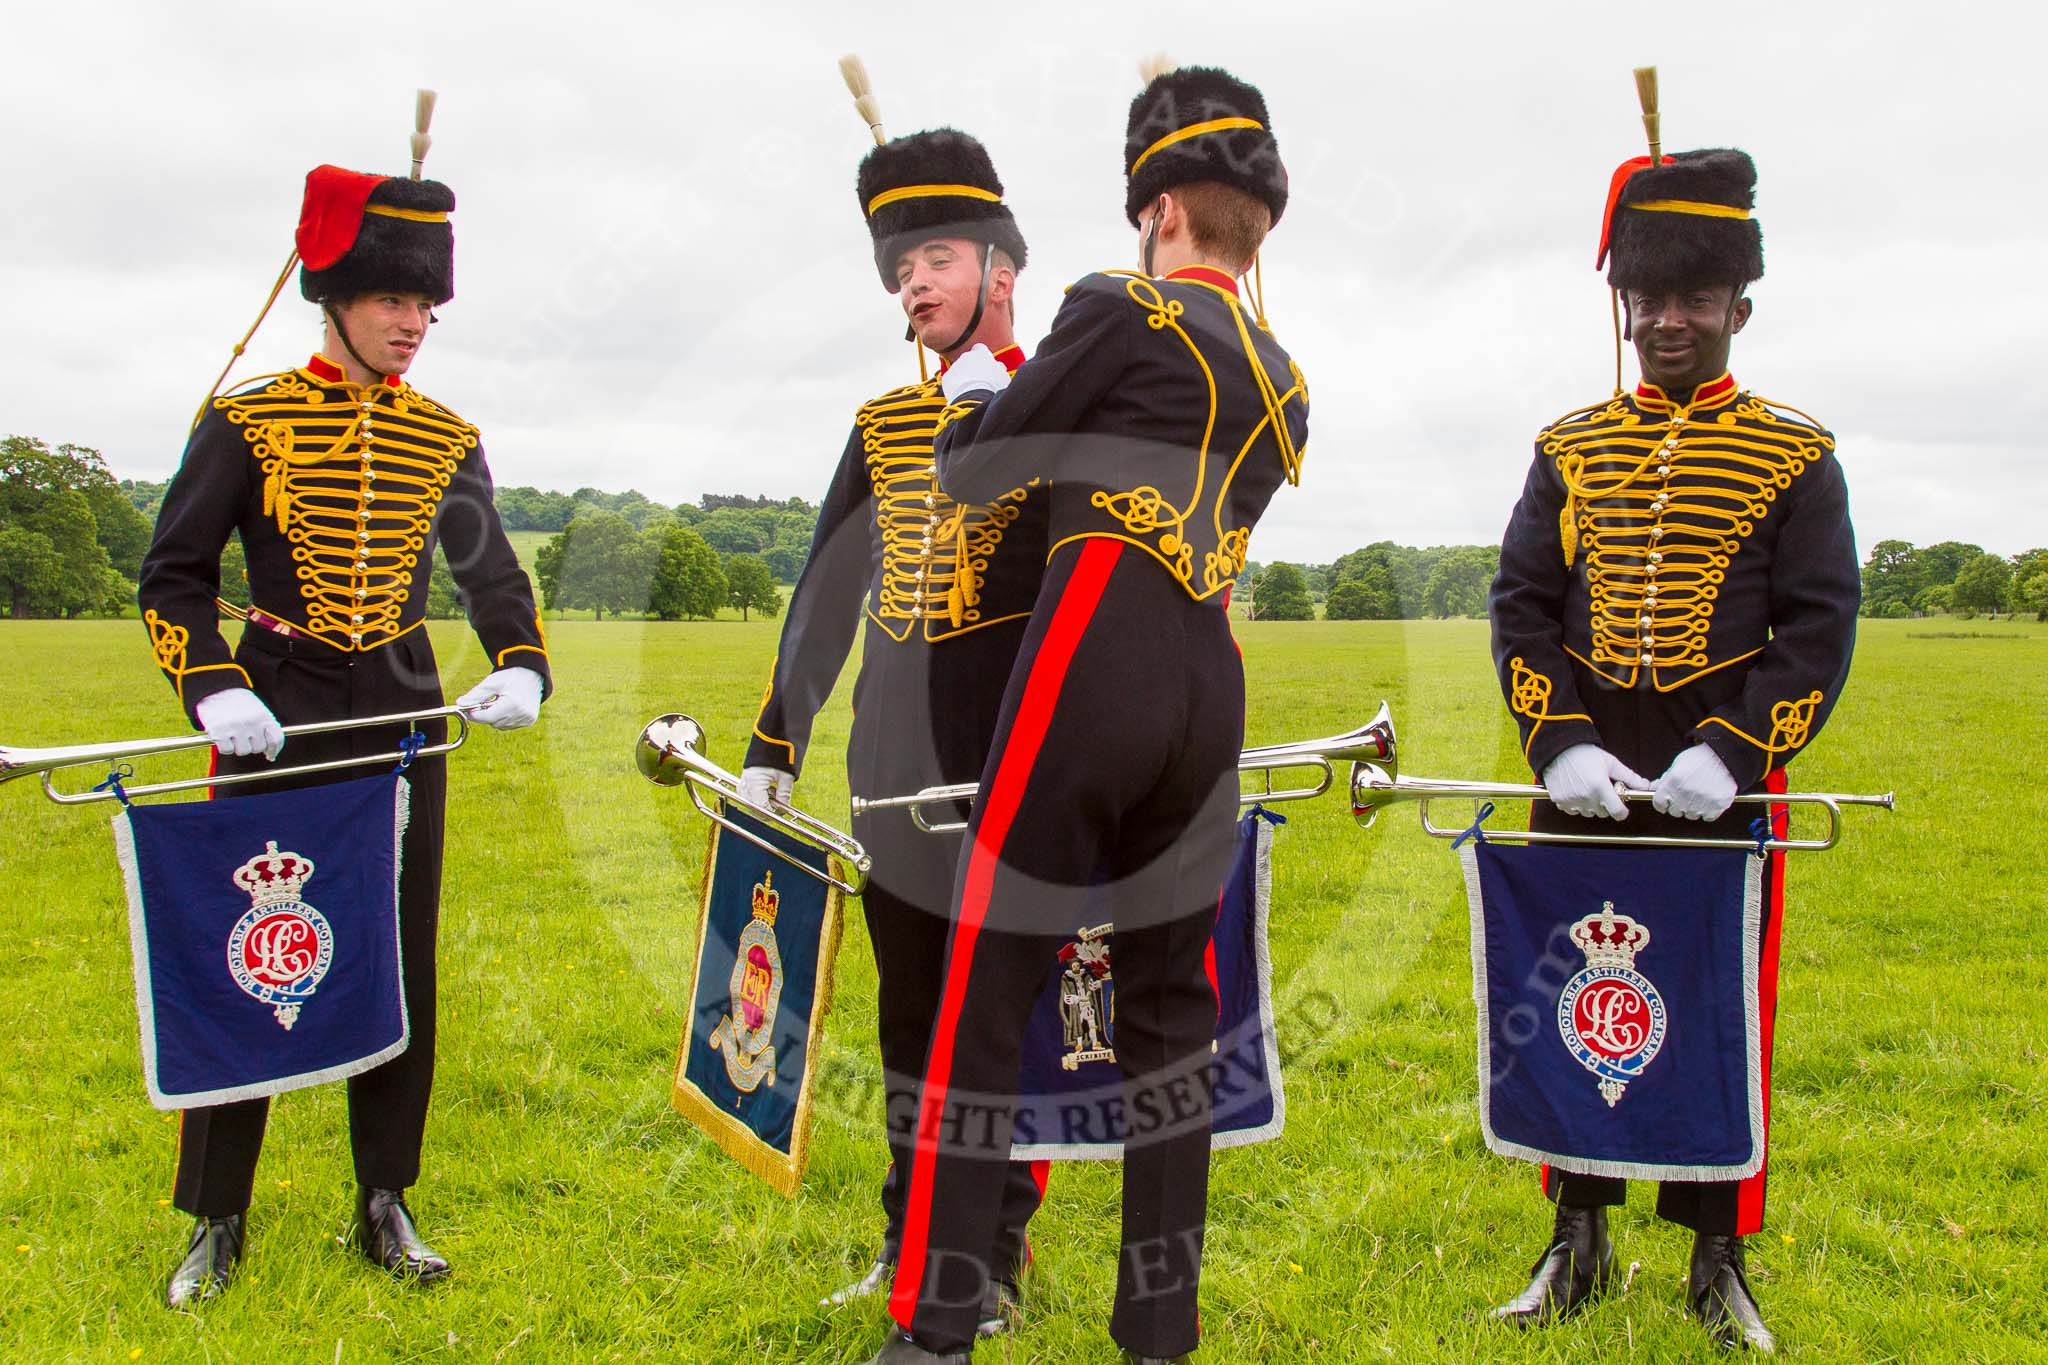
[1531,676,1791,1237]
[847,622,1047,1276]
[173,628,447,1218]
[889,540,1243,1357]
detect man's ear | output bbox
[987,262,1016,309]
[1731,295,1753,333]
[1158,191,1185,241]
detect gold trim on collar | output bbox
[1132,117,1264,174]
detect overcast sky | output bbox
[5,0,2040,563]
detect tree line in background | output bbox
[1860,540,2048,620]
[1245,543,1504,620]
[532,512,782,622]
[9,434,2043,625]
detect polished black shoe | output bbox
[354,1186,450,1281]
[1120,1352,1193,1364]
[823,1242,897,1308]
[861,1330,971,1364]
[1490,1203,1615,1326]
[975,1277,1022,1338]
[1688,1233,1776,1353]
[165,1213,244,1308]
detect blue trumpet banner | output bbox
[112,772,409,1110]
[672,806,845,1197]
[1011,807,1287,1160]
[1461,840,1765,1181]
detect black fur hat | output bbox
[1124,65,1287,227]
[857,129,1027,291]
[1604,148,1762,293]
[298,171,456,305]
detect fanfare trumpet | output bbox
[634,714,872,895]
[850,705,1399,835]
[0,706,470,806]
[1348,709,1893,852]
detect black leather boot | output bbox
[822,1234,900,1308]
[1490,1202,1615,1326]
[1689,1233,1775,1353]
[976,1276,1021,1338]
[165,1213,244,1308]
[861,1330,971,1364]
[354,1186,450,1281]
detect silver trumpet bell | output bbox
[635,713,871,894]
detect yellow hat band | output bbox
[1131,116,1265,175]
[866,183,1003,217]
[364,204,450,223]
[1628,199,1751,221]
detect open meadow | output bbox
[0,617,2043,1363]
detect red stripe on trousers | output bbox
[1736,768,1790,1234]
[891,539,1124,1328]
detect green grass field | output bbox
[0,617,2042,1362]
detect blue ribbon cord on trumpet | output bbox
[393,733,427,773]
[1748,815,1773,860]
[1453,801,1497,849]
[93,762,136,809]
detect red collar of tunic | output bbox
[1164,264,1241,297]
[304,352,402,389]
[1634,371,1738,413]
[936,343,1028,377]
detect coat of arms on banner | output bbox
[1057,925,1115,1071]
[225,841,335,1030]
[113,771,409,1110]
[1557,902,1668,1107]
[1461,840,1768,1183]
[709,871,782,1091]
[672,809,843,1197]
[1011,806,1289,1161]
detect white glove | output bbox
[1652,743,1738,821]
[737,766,794,809]
[940,344,1012,403]
[1540,743,1648,821]
[195,688,286,762]
[455,667,544,730]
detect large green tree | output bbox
[1860,539,1922,617]
[1951,553,2012,615]
[0,435,142,615]
[1422,545,1498,618]
[545,511,650,620]
[647,524,727,621]
[723,553,781,621]
[1253,562,1314,620]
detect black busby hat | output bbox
[297,169,456,305]
[1123,64,1287,228]
[1601,148,1763,294]
[856,129,1028,292]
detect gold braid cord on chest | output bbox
[217,371,476,651]
[860,384,1033,642]
[1546,391,1831,687]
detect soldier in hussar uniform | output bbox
[1486,124,1858,1351]
[735,109,1049,1337]
[138,137,550,1306]
[871,63,1306,1365]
